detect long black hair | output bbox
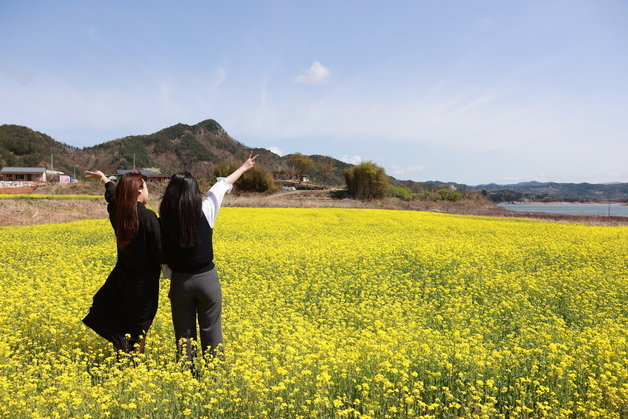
[159,171,203,248]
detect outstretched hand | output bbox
[225,152,260,185]
[84,170,108,183]
[240,152,259,172]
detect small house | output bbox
[0,167,47,182]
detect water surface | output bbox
[497,203,628,217]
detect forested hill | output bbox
[81,119,282,177]
[475,181,628,202]
[0,120,350,185]
[0,125,78,173]
[1,121,626,201]
[395,180,628,202]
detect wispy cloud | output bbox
[267,146,284,156]
[292,61,330,85]
[390,165,426,177]
[210,67,226,89]
[338,155,363,165]
[501,177,524,184]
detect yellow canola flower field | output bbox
[0,208,626,418]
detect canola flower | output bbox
[0,194,101,200]
[0,208,626,418]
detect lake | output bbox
[497,203,628,217]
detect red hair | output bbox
[113,172,144,249]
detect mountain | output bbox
[0,124,78,173]
[2,121,626,201]
[474,181,628,202]
[0,120,349,185]
[81,119,280,178]
[391,178,628,202]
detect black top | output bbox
[83,181,162,352]
[162,212,214,274]
[104,182,162,272]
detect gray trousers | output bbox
[169,267,223,361]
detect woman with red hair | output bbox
[83,170,162,353]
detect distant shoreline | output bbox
[1,182,627,226]
[500,201,628,206]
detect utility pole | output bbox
[133,153,136,170]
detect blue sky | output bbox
[1,0,627,185]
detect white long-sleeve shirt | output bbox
[202,177,233,229]
[161,177,232,279]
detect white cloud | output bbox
[210,67,226,89]
[338,155,363,165]
[4,58,626,184]
[501,177,524,184]
[390,165,426,177]
[292,61,330,85]
[231,78,623,163]
[267,146,284,156]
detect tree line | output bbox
[216,152,471,203]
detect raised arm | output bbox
[224,152,259,185]
[85,170,115,205]
[202,152,259,228]
[84,170,109,184]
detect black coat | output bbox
[83,181,162,352]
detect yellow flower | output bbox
[0,209,625,417]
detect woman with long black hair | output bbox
[159,153,258,362]
[82,170,162,353]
